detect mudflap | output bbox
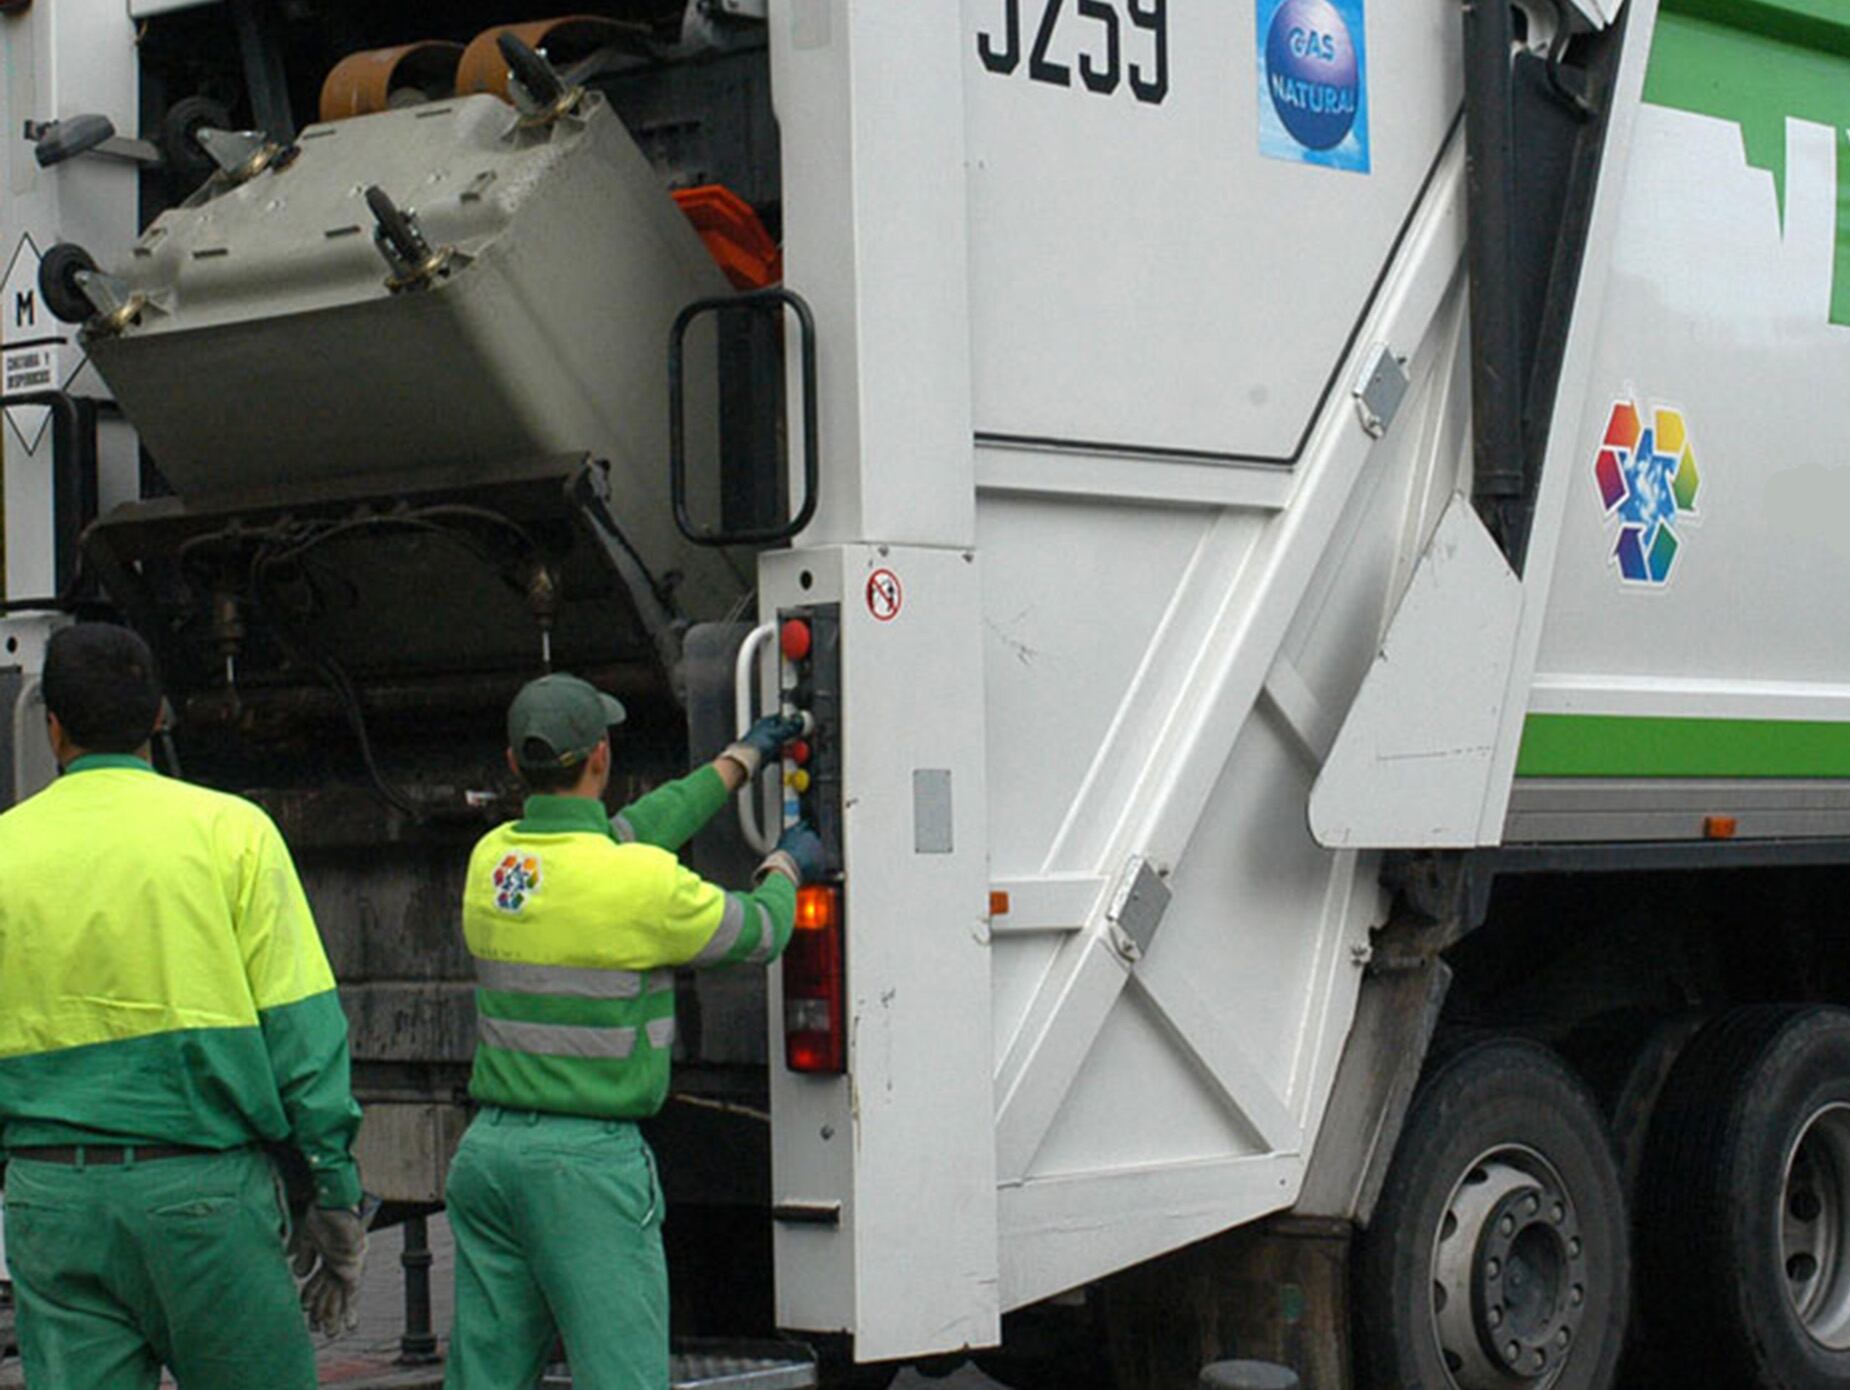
[1099,1216,1353,1390]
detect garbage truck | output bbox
[5,1,1850,1387]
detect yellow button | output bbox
[785,769,812,794]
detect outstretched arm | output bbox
[611,714,805,851]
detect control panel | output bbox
[776,603,842,876]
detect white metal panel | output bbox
[978,493,1215,885]
[1000,1152,1302,1309]
[764,543,999,1361]
[770,0,977,550]
[963,0,1461,461]
[1532,104,1850,704]
[983,125,1471,1307]
[1528,676,1850,724]
[1562,0,1621,30]
[1310,496,1523,848]
[977,443,1298,510]
[1,3,141,599]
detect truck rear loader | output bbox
[3,2,1849,1388]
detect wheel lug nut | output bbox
[1501,1215,1517,1236]
[1488,1306,1503,1329]
[1487,1258,1501,1280]
[1569,1237,1582,1258]
[1571,1284,1584,1307]
[1557,1329,1570,1347]
[1506,1341,1521,1364]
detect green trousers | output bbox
[444,1107,668,1390]
[4,1147,315,1390]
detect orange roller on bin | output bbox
[319,42,466,123]
[455,16,647,101]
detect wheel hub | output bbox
[1782,1102,1850,1349]
[1432,1154,1587,1389]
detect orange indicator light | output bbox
[795,885,840,932]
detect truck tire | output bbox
[1562,1009,1704,1201]
[1635,1005,1850,1388]
[1354,1036,1630,1390]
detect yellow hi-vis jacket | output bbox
[0,755,362,1207]
[462,766,795,1118]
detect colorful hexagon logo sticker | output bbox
[1594,397,1700,585]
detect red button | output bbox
[780,619,812,663]
[788,740,811,766]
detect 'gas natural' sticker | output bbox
[1257,0,1371,174]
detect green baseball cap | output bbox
[507,673,627,770]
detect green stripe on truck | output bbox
[1517,715,1850,779]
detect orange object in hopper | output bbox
[673,185,783,290]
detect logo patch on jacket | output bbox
[493,854,542,913]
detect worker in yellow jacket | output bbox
[446,672,819,1389]
[0,623,365,1390]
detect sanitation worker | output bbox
[446,672,819,1390]
[0,622,366,1389]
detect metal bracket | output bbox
[74,271,147,337]
[195,126,288,184]
[1353,342,1410,440]
[1106,855,1171,961]
[24,118,163,169]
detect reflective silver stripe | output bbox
[610,814,637,844]
[646,1016,677,1050]
[473,958,644,1000]
[646,969,676,995]
[478,1017,638,1060]
[692,895,747,965]
[745,901,778,964]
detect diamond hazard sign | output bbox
[2,233,85,453]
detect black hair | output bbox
[516,737,585,793]
[41,624,163,755]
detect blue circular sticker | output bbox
[1265,0,1361,152]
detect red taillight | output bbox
[784,885,845,1074]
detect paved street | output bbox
[305,1215,990,1390]
[1,1215,996,1389]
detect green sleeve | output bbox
[259,991,364,1208]
[657,862,797,968]
[732,873,797,966]
[611,764,730,852]
[240,818,363,1208]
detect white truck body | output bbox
[7,1,1850,1384]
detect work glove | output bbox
[723,713,806,779]
[290,1204,368,1337]
[757,822,825,886]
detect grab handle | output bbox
[733,621,778,854]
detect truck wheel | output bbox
[1635,1005,1850,1387]
[1355,1036,1630,1390]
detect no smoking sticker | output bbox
[866,568,903,622]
